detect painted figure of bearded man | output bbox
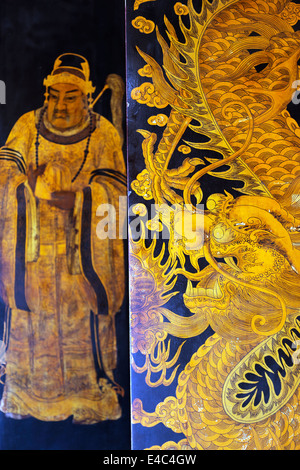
[0,53,126,424]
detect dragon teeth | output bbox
[213,280,222,299]
[186,280,193,296]
[185,279,222,299]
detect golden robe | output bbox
[0,108,126,424]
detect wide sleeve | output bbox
[0,112,35,308]
[75,117,127,376]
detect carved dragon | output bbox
[130,0,300,450]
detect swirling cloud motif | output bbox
[178,145,191,154]
[138,64,152,77]
[280,2,300,26]
[132,16,155,34]
[131,203,148,217]
[174,2,189,15]
[131,82,168,108]
[131,169,153,200]
[147,114,168,127]
[134,0,156,11]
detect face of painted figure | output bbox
[47,83,88,131]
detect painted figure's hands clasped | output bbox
[27,162,75,210]
[49,190,76,210]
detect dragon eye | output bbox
[213,225,225,240]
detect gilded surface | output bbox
[129,0,300,450]
[0,56,126,424]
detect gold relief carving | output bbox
[280,2,300,25]
[131,203,148,217]
[131,82,168,108]
[131,16,155,34]
[131,169,153,200]
[138,64,153,77]
[174,2,189,16]
[178,144,191,154]
[134,0,156,11]
[147,114,168,127]
[129,0,300,450]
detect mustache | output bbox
[53,110,70,119]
